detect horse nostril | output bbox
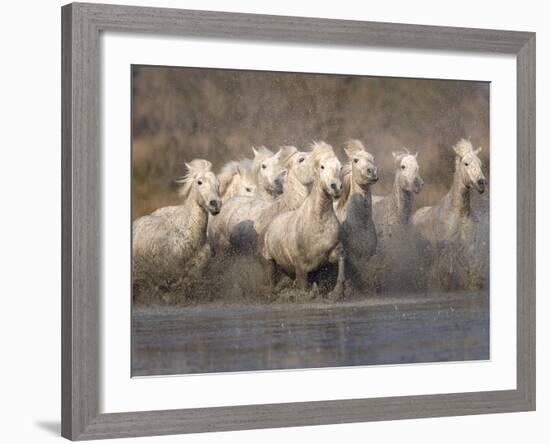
[367,168,373,174]
[330,183,337,190]
[478,179,486,186]
[209,200,219,208]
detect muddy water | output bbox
[132,292,489,376]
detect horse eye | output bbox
[401,165,406,170]
[261,164,266,169]
[197,180,203,185]
[354,158,359,163]
[321,165,325,170]
[246,187,252,192]
[465,162,469,166]
[298,158,305,163]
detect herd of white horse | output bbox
[132,138,488,301]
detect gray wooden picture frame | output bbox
[61,2,536,440]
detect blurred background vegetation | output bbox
[132,65,489,220]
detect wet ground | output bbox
[132,291,489,376]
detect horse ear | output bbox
[252,147,259,158]
[344,147,353,159]
[475,146,483,155]
[414,152,418,158]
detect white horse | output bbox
[132,159,221,301]
[373,149,424,244]
[334,140,379,293]
[251,146,287,201]
[261,142,345,300]
[412,139,488,289]
[367,149,426,291]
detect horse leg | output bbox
[343,256,366,298]
[295,267,309,291]
[328,247,345,301]
[259,256,278,299]
[266,259,277,288]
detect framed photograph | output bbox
[62,2,535,440]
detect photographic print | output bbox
[131,65,490,377]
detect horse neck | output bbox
[223,177,240,200]
[306,179,335,222]
[280,172,309,210]
[219,175,235,201]
[347,176,373,216]
[171,191,208,242]
[389,174,413,224]
[221,186,233,201]
[445,168,471,218]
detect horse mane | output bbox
[278,145,299,168]
[336,163,353,211]
[453,139,474,158]
[309,141,334,165]
[220,160,243,176]
[175,159,212,200]
[218,160,240,196]
[392,147,411,163]
[239,158,253,169]
[344,139,366,157]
